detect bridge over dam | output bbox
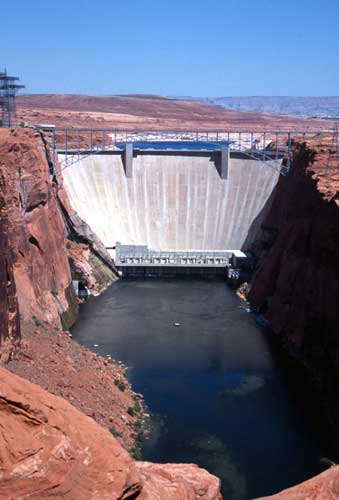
[47,128,334,275]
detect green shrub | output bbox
[109,426,122,438]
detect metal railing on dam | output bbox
[41,126,339,176]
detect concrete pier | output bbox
[123,143,133,178]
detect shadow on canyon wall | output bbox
[242,141,339,459]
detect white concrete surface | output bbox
[61,153,281,250]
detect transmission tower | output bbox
[0,69,25,127]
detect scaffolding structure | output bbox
[0,69,25,127]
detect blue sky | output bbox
[1,0,339,96]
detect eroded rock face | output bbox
[5,324,142,451]
[247,140,339,450]
[0,128,77,331]
[0,367,221,500]
[132,462,222,499]
[254,466,339,500]
[0,128,136,447]
[248,141,339,347]
[0,168,20,361]
[0,127,118,333]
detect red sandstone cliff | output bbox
[0,166,20,362]
[254,465,339,500]
[246,139,339,452]
[0,128,77,331]
[0,128,136,449]
[0,128,117,334]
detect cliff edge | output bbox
[247,137,339,455]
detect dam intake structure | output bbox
[41,127,339,275]
[113,243,248,277]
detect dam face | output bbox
[61,153,281,251]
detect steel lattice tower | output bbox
[0,69,25,127]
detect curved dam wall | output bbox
[61,153,281,251]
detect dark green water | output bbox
[72,279,323,500]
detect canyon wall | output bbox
[0,128,77,331]
[0,128,138,450]
[0,128,117,334]
[247,140,339,452]
[0,164,20,361]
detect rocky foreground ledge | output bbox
[255,466,339,500]
[0,367,221,499]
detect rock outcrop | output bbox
[0,167,20,362]
[0,128,118,334]
[254,465,339,500]
[0,367,221,500]
[0,128,134,448]
[247,139,339,452]
[0,128,78,332]
[5,324,142,451]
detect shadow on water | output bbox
[72,279,325,499]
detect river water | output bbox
[72,279,322,499]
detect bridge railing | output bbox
[39,127,339,174]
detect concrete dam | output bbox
[60,139,283,254]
